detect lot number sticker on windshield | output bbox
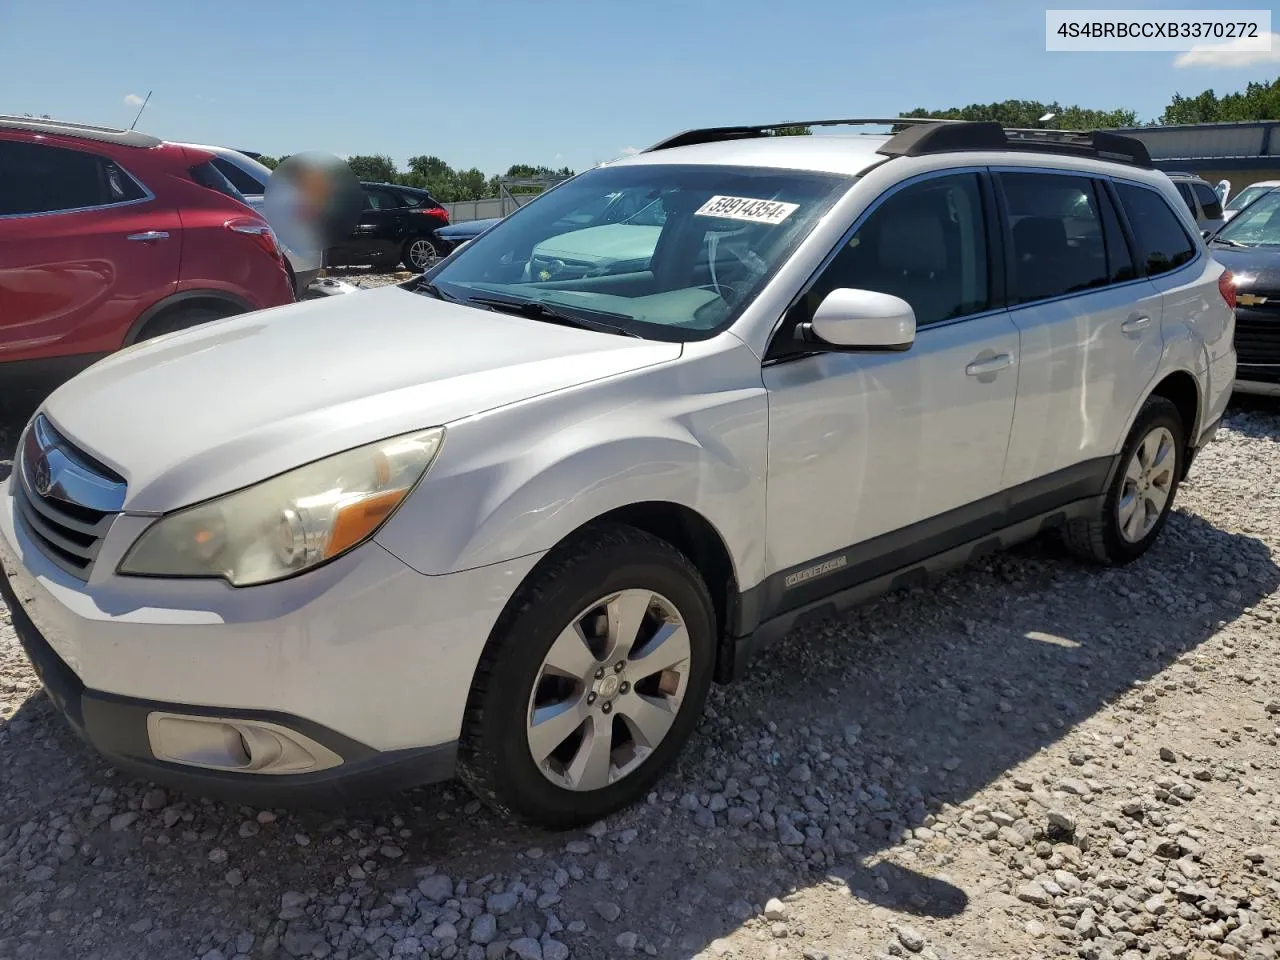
[694,195,799,225]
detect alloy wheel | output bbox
[408,238,437,269]
[1118,425,1176,543]
[525,589,691,792]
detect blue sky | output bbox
[2,0,1277,176]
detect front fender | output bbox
[375,344,769,587]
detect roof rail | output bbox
[643,117,955,153]
[877,121,1153,168]
[0,114,161,148]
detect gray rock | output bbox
[487,891,518,915]
[433,922,458,941]
[141,788,168,811]
[509,938,542,960]
[778,820,805,846]
[594,901,622,922]
[542,941,569,960]
[897,926,926,953]
[616,932,639,951]
[1016,881,1053,907]
[565,841,591,855]
[469,915,497,945]
[763,897,788,921]
[109,812,138,832]
[419,874,455,902]
[790,763,812,782]
[727,806,754,828]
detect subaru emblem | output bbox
[32,454,53,497]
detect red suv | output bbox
[0,116,294,380]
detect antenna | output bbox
[128,91,152,131]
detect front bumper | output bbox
[0,480,542,804]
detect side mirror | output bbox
[797,288,916,352]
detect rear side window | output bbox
[1115,183,1197,277]
[364,188,403,210]
[1174,181,1197,216]
[0,140,147,216]
[998,172,1109,304]
[189,160,248,205]
[1191,181,1224,220]
[211,156,266,196]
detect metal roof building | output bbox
[1110,121,1280,188]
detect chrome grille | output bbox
[13,415,125,579]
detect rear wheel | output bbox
[135,305,235,343]
[401,237,438,272]
[1062,395,1185,565]
[457,524,716,828]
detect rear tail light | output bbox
[1218,270,1236,310]
[225,217,283,263]
[417,207,449,225]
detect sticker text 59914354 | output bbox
[694,195,800,225]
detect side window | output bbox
[998,172,1109,304]
[0,140,145,216]
[364,188,402,210]
[1097,184,1137,284]
[1174,181,1198,216]
[211,157,266,196]
[790,172,989,333]
[1191,181,1224,220]
[1114,183,1197,277]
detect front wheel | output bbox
[457,524,716,828]
[1062,395,1185,565]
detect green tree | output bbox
[256,155,279,170]
[1158,78,1280,125]
[898,100,1135,130]
[454,168,489,201]
[345,154,398,182]
[768,125,812,136]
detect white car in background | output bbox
[176,143,322,296]
[1222,180,1279,222]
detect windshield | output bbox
[1225,184,1273,212]
[422,163,852,340]
[1215,190,1280,247]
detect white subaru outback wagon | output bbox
[0,119,1237,827]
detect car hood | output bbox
[534,224,662,264]
[1212,246,1280,294]
[41,284,681,512]
[439,217,501,239]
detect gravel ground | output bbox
[1,335,1278,960]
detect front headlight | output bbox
[119,428,443,586]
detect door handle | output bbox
[125,231,169,242]
[965,353,1013,377]
[1121,314,1151,334]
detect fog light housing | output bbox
[146,713,343,775]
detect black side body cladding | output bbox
[722,457,1119,681]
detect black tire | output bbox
[457,523,716,828]
[136,305,234,343]
[1062,395,1185,565]
[401,236,438,273]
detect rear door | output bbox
[0,137,180,364]
[998,170,1163,490]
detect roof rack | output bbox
[0,114,161,148]
[643,117,954,153]
[877,121,1153,168]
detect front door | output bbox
[762,171,1018,613]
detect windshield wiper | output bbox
[464,295,641,337]
[1211,236,1250,248]
[415,278,460,301]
